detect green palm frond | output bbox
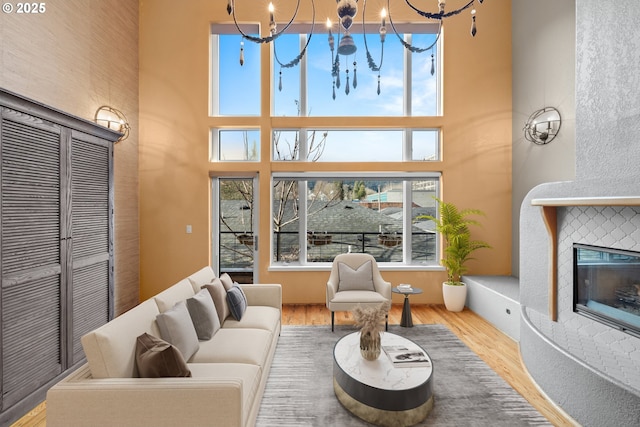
[417,197,491,283]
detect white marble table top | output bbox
[334,332,433,391]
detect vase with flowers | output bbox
[352,302,389,361]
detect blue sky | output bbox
[216,28,439,161]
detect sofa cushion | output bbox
[154,279,196,313]
[156,301,200,361]
[135,333,192,378]
[186,289,220,340]
[219,272,235,291]
[187,266,217,293]
[81,298,161,379]
[192,328,272,366]
[222,306,281,332]
[227,285,248,320]
[338,260,375,291]
[202,278,231,324]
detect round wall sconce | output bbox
[523,106,561,145]
[94,105,130,142]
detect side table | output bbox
[392,286,423,327]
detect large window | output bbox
[210,21,444,269]
[271,174,439,265]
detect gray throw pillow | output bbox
[338,260,375,291]
[202,278,231,324]
[186,289,220,340]
[226,285,248,321]
[135,333,191,378]
[156,301,200,361]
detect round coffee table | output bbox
[333,332,434,426]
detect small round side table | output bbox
[392,286,423,327]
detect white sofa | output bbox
[46,266,282,427]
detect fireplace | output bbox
[573,243,640,338]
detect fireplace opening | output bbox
[573,243,640,338]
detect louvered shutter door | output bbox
[0,111,63,410]
[69,131,112,364]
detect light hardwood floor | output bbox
[12,304,577,427]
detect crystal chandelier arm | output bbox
[274,0,315,68]
[388,4,441,54]
[404,0,476,20]
[228,0,302,44]
[362,0,384,72]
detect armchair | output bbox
[326,253,392,331]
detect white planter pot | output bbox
[442,282,467,312]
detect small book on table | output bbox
[383,345,430,367]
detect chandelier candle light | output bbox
[226,0,485,98]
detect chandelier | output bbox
[226,0,485,98]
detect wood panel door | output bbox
[68,131,113,365]
[0,110,64,410]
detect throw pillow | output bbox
[186,289,220,340]
[135,333,192,378]
[226,285,248,321]
[219,272,235,291]
[156,301,200,361]
[338,260,375,292]
[202,278,231,324]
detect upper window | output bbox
[273,27,440,117]
[211,25,261,116]
[211,23,441,117]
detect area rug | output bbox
[256,325,551,427]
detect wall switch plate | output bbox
[186,225,192,234]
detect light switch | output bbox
[186,225,192,234]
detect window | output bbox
[212,129,260,161]
[210,24,441,117]
[210,22,444,270]
[271,174,439,265]
[272,25,441,117]
[272,129,439,162]
[210,25,261,116]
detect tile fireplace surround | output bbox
[520,178,640,427]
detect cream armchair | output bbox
[326,253,392,331]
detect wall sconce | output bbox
[523,106,561,145]
[94,105,130,142]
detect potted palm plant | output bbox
[419,197,491,311]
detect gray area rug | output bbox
[256,324,551,427]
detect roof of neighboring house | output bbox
[219,199,437,234]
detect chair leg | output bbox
[331,311,335,332]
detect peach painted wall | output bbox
[139,0,512,304]
[0,0,140,315]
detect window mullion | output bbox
[299,34,308,117]
[299,180,308,264]
[403,180,412,263]
[404,34,412,117]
